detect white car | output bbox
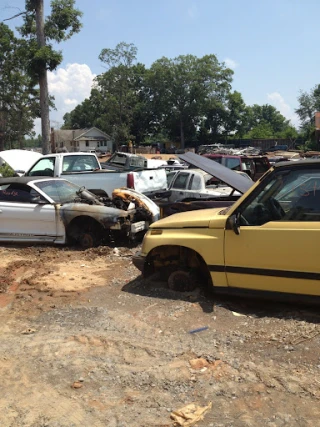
[166,168,253,202]
[0,177,159,248]
[0,149,42,176]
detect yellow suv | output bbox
[133,156,320,301]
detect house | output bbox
[50,127,113,153]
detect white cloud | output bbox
[224,58,238,69]
[267,92,299,126]
[33,63,96,135]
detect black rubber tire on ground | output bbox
[78,231,101,249]
[167,270,196,292]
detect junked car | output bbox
[157,152,254,217]
[133,158,320,302]
[0,149,42,176]
[166,168,253,203]
[203,153,270,181]
[0,177,160,248]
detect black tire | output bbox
[167,270,197,292]
[78,231,101,249]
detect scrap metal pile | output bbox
[197,144,262,156]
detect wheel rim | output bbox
[80,233,95,249]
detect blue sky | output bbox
[2,0,320,133]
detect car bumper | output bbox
[132,251,146,273]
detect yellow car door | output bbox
[224,167,320,297]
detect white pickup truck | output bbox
[24,152,168,198]
[166,168,253,202]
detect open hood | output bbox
[178,152,253,194]
[0,149,42,174]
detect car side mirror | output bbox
[227,213,240,235]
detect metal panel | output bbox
[178,152,252,194]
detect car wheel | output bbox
[167,270,196,292]
[78,231,100,249]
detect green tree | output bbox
[62,98,96,129]
[0,23,39,150]
[295,84,320,127]
[279,125,298,148]
[244,104,290,138]
[246,122,274,139]
[148,54,233,148]
[16,0,83,153]
[97,42,139,147]
[222,91,249,138]
[295,84,320,147]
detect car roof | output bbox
[204,154,250,159]
[0,177,65,185]
[42,152,96,158]
[273,159,320,168]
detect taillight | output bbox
[127,172,134,188]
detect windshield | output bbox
[62,155,100,172]
[240,168,320,225]
[35,180,84,204]
[26,157,55,176]
[107,154,127,166]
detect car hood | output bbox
[178,152,253,194]
[0,149,42,174]
[150,207,224,229]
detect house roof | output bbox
[52,127,111,142]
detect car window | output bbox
[167,171,178,187]
[208,157,222,164]
[62,155,100,172]
[240,168,320,225]
[0,184,43,203]
[172,173,189,189]
[190,174,202,190]
[26,158,55,176]
[35,180,80,204]
[226,158,241,170]
[129,157,146,169]
[255,159,269,173]
[106,153,126,166]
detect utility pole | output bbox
[35,0,50,154]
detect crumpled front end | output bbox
[60,202,147,247]
[112,187,160,223]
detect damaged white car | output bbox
[0,177,160,248]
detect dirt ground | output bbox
[0,243,320,427]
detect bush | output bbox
[0,163,16,177]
